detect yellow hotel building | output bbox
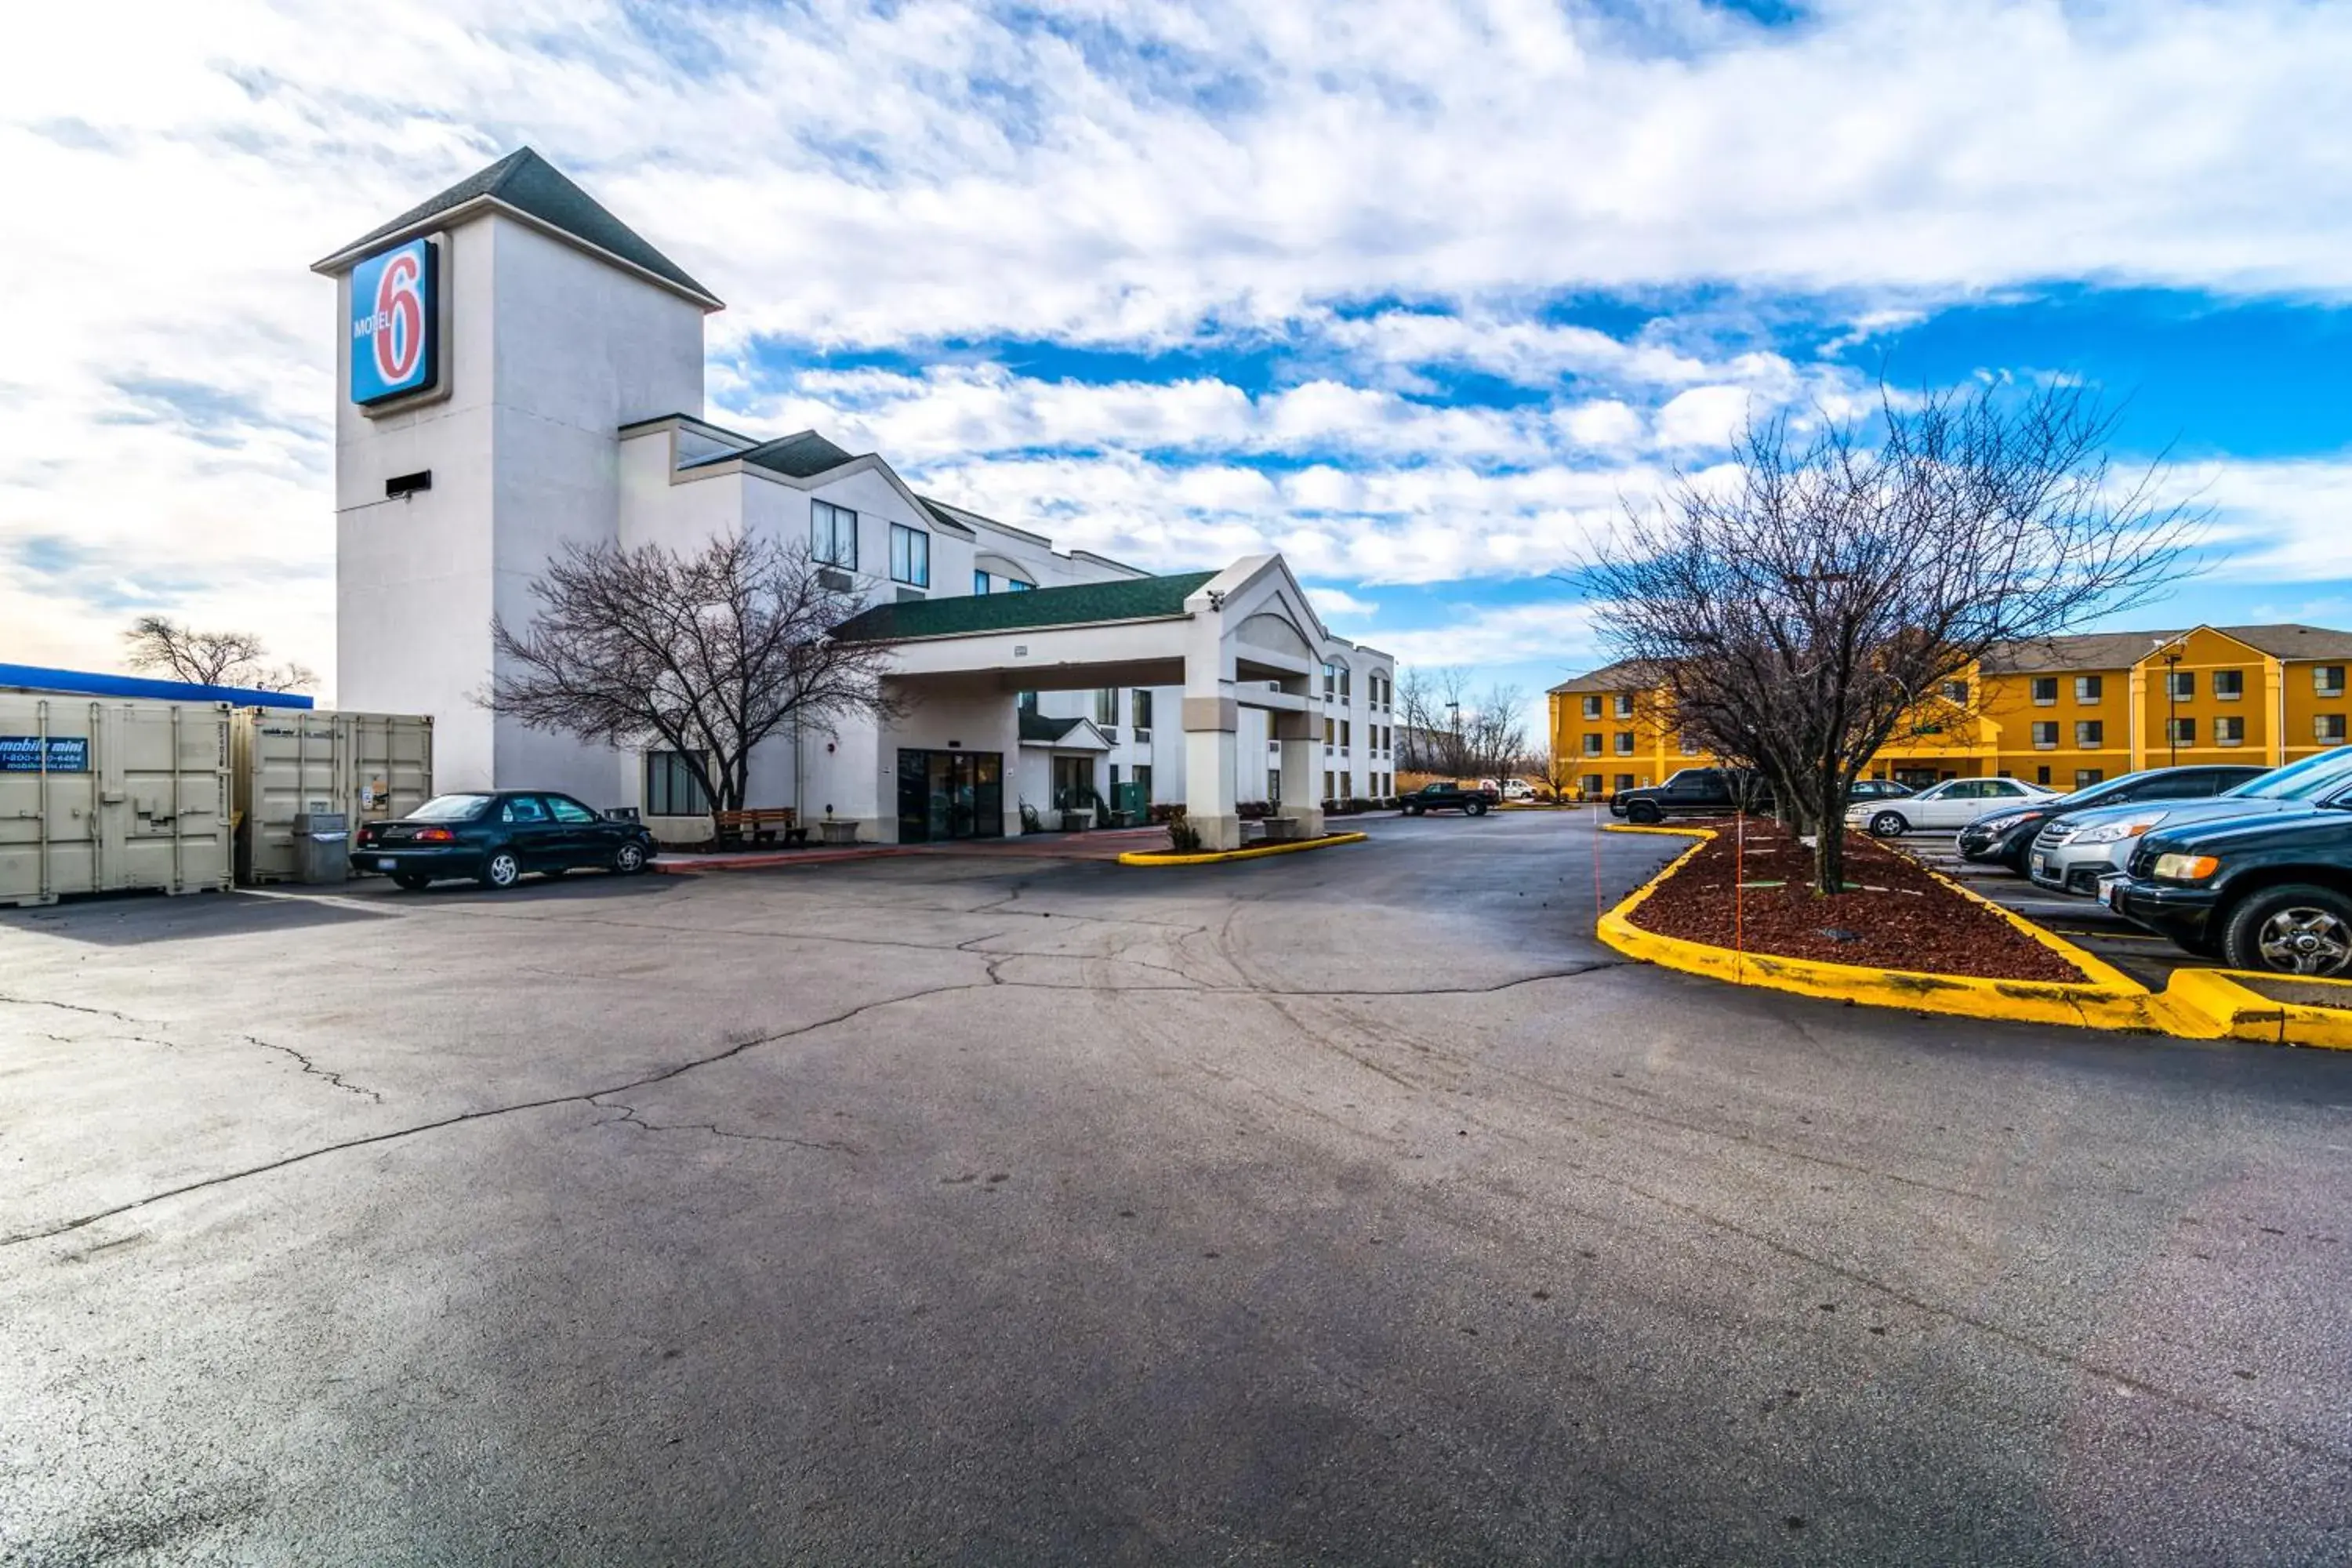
[1548,623,2352,799]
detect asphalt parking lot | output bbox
[5,811,2350,1565]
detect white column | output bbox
[1276,709,1326,839]
[1182,699,1241,850]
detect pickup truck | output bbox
[1400,780,1497,817]
[1609,768,1771,825]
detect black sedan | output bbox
[1956,764,2267,874]
[2104,797,2352,973]
[354,791,657,890]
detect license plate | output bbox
[372,856,397,871]
[2032,855,2050,877]
[2097,879,2121,909]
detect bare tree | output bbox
[484,534,898,814]
[1394,669,1527,779]
[1584,383,2200,896]
[122,615,318,692]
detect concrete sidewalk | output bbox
[652,824,1171,874]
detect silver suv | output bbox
[2028,747,2352,895]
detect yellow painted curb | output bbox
[2149,967,2352,1049]
[1118,831,1368,867]
[1593,822,2156,1032]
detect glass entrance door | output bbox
[895,750,1004,843]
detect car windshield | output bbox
[409,793,494,821]
[2226,749,2352,800]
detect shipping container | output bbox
[233,710,434,884]
[0,695,234,909]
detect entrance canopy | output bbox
[834,555,1335,849]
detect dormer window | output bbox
[812,500,858,569]
[888,523,930,588]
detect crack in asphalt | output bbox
[0,980,991,1248]
[592,1099,862,1155]
[240,1034,382,1104]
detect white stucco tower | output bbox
[314,149,722,799]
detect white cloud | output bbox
[1367,601,1606,671]
[2,0,2350,684]
[1305,585,1378,619]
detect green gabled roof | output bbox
[318,147,718,305]
[1018,711,1086,743]
[733,430,855,478]
[834,571,1217,643]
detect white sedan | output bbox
[1846,777,2057,838]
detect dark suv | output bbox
[1956,764,2265,876]
[2103,784,2352,973]
[1609,768,1771,825]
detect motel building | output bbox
[315,151,1394,851]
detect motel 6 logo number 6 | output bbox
[348,238,439,405]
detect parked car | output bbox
[1846,779,1915,804]
[1958,764,2267,875]
[2103,797,2352,972]
[2027,747,2352,895]
[354,790,657,890]
[1500,779,1537,803]
[1847,776,2056,837]
[1609,768,1772,825]
[1401,780,1497,816]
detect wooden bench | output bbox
[713,808,808,849]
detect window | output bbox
[2165,670,2194,700]
[2074,768,2105,788]
[1131,689,1152,737]
[1323,771,1336,801]
[2214,669,2244,700]
[1582,695,1602,720]
[1094,688,1117,726]
[1018,690,1038,713]
[811,500,858,568]
[2035,765,2052,785]
[1133,764,1152,802]
[888,523,930,586]
[1613,732,1635,755]
[1582,734,1602,756]
[2075,720,2104,748]
[1679,735,1700,755]
[1582,774,1604,798]
[1324,717,1335,749]
[1613,773,1635,793]
[1322,662,1337,699]
[2031,677,2058,706]
[2075,675,2103,702]
[2031,720,2058,749]
[974,568,990,595]
[502,796,549,824]
[1339,720,1351,751]
[1613,693,1635,719]
[2216,715,2245,746]
[1339,668,1352,700]
[1941,679,1969,704]
[2318,666,2347,698]
[547,797,598,824]
[2321,714,2348,744]
[2168,717,2195,744]
[644,751,711,816]
[1010,578,1033,591]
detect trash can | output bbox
[293,811,350,884]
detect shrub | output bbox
[1166,808,1202,854]
[1237,800,1272,821]
[1346,797,1374,814]
[1149,801,1184,825]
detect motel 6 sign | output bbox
[348,237,440,405]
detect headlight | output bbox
[2153,852,2221,882]
[2078,813,2166,845]
[1976,813,2027,834]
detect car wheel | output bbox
[2220,884,2352,976]
[1627,800,1661,825]
[391,873,430,891]
[1466,799,1489,817]
[478,848,523,891]
[1405,804,1424,816]
[1868,811,1909,838]
[613,841,648,875]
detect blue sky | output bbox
[2,0,2350,735]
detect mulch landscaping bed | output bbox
[1627,822,2090,983]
